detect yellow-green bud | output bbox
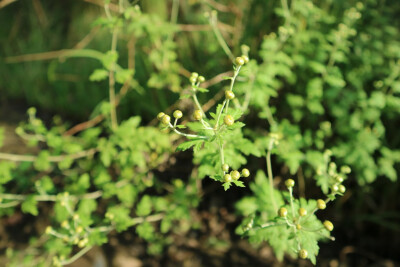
[278,207,288,217]
[299,249,308,259]
[157,112,165,120]
[161,115,171,125]
[230,170,241,180]
[317,199,326,210]
[235,56,245,66]
[224,115,234,126]
[285,179,295,188]
[193,110,203,120]
[298,208,307,217]
[241,168,250,177]
[173,110,183,119]
[323,220,334,231]
[225,90,235,100]
[224,174,232,183]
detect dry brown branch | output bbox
[74,26,100,49]
[83,0,119,12]
[0,0,17,9]
[32,0,48,27]
[5,49,76,63]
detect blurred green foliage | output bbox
[0,0,400,265]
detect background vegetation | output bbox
[0,0,399,266]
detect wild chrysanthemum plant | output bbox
[157,55,255,191]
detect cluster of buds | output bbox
[234,55,249,66]
[189,72,205,85]
[222,163,250,183]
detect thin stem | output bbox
[241,75,255,112]
[0,200,21,208]
[209,11,234,61]
[266,139,277,212]
[168,123,208,139]
[192,91,206,117]
[170,0,179,25]
[60,246,93,266]
[288,187,296,218]
[219,141,225,175]
[109,27,119,130]
[214,100,227,129]
[129,213,165,226]
[0,148,97,162]
[280,0,291,26]
[0,190,102,202]
[225,66,241,113]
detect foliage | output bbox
[0,0,400,266]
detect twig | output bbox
[0,148,97,162]
[266,139,277,212]
[60,246,93,266]
[0,0,17,9]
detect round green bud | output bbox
[339,185,346,194]
[341,165,351,174]
[332,184,339,193]
[241,168,250,178]
[161,115,171,125]
[224,174,232,183]
[231,170,241,180]
[235,56,245,66]
[278,207,288,217]
[157,112,165,121]
[285,179,295,188]
[189,76,197,84]
[198,76,205,83]
[191,72,199,78]
[193,110,203,121]
[323,220,334,231]
[225,90,235,100]
[299,249,308,259]
[222,163,229,172]
[335,175,344,183]
[317,199,326,210]
[224,115,234,126]
[173,110,183,119]
[242,55,249,63]
[298,208,307,217]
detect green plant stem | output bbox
[0,200,21,208]
[280,0,291,26]
[0,190,102,202]
[60,246,93,266]
[266,139,278,212]
[225,66,241,113]
[109,27,119,130]
[170,0,179,25]
[209,11,234,61]
[0,148,97,162]
[192,91,206,117]
[219,141,225,174]
[214,100,227,129]
[214,66,241,129]
[168,123,207,139]
[288,187,295,218]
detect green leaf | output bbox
[21,195,39,216]
[136,195,152,216]
[34,151,51,171]
[136,221,155,240]
[233,180,245,187]
[223,182,231,191]
[89,69,108,82]
[176,139,204,152]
